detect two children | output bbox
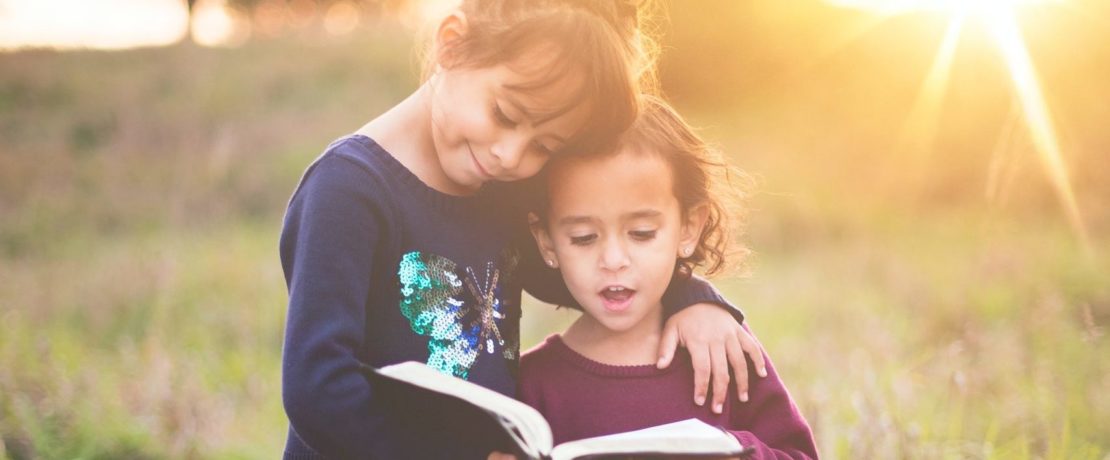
[518,97,818,459]
[279,1,768,458]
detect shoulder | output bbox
[280,135,408,248]
[517,334,568,407]
[293,135,398,197]
[519,335,568,380]
[284,134,417,225]
[520,334,563,366]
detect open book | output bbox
[361,361,748,460]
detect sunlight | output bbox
[829,0,1090,254]
[323,1,361,36]
[983,10,1091,250]
[827,0,1054,15]
[191,0,251,47]
[0,0,187,50]
[898,16,964,153]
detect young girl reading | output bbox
[279,2,766,458]
[519,96,819,459]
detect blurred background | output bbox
[0,0,1107,458]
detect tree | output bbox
[185,0,199,44]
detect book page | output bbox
[549,418,743,460]
[376,362,554,458]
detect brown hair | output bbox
[535,95,751,278]
[425,0,660,155]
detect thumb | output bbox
[657,323,679,368]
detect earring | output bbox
[682,248,692,257]
[545,259,556,268]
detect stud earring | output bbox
[545,259,556,268]
[682,248,692,257]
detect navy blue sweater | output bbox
[279,135,741,459]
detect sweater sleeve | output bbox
[724,327,819,459]
[501,178,745,323]
[279,153,400,459]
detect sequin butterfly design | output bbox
[397,250,519,379]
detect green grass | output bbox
[1,24,1107,459]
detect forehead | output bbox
[547,149,677,220]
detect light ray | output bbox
[898,16,965,153]
[984,10,1091,253]
[985,104,1024,209]
[827,0,1091,256]
[798,13,897,72]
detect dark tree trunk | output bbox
[185,0,198,43]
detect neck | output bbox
[561,305,664,366]
[356,83,458,193]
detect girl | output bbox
[279,2,765,459]
[519,96,819,459]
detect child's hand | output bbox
[658,303,767,413]
[487,451,518,460]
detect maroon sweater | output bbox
[518,334,819,459]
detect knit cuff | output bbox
[662,274,745,324]
[282,451,328,460]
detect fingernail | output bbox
[714,403,723,414]
[759,368,767,377]
[695,396,705,406]
[657,358,667,368]
[740,392,749,402]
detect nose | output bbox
[599,236,630,272]
[490,134,529,173]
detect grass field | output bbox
[1,17,1107,460]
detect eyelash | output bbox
[569,234,596,246]
[493,103,517,128]
[494,103,560,155]
[533,142,555,156]
[568,230,657,246]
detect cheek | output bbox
[513,153,550,179]
[554,246,595,278]
[448,109,489,141]
[438,92,492,141]
[559,259,596,298]
[634,241,681,276]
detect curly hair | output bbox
[621,95,750,277]
[533,95,751,278]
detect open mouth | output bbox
[599,286,635,312]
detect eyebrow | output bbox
[625,210,664,220]
[556,215,596,227]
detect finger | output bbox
[688,340,710,406]
[725,330,750,403]
[739,327,767,378]
[657,322,680,369]
[709,341,730,414]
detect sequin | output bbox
[397,249,519,379]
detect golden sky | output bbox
[0,0,189,50]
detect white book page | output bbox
[377,362,554,458]
[549,418,742,460]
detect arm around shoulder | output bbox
[661,273,744,323]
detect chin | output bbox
[597,317,639,333]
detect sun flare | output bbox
[827,0,1054,16]
[831,0,1090,254]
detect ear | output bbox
[678,204,710,258]
[433,11,469,70]
[528,212,560,269]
